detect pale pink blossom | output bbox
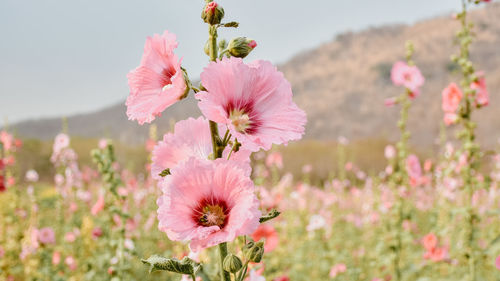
[52,251,61,265]
[471,71,489,107]
[25,169,39,182]
[0,246,4,258]
[196,57,306,151]
[53,133,70,154]
[0,131,14,151]
[265,152,283,169]
[126,30,187,125]
[91,194,105,216]
[249,269,266,281]
[151,117,251,181]
[65,256,77,271]
[98,138,109,149]
[391,61,425,96]
[406,154,422,184]
[422,233,438,250]
[442,83,462,113]
[496,255,500,270]
[444,113,459,126]
[38,227,55,244]
[384,145,396,159]
[157,157,260,252]
[329,263,347,278]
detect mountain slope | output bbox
[9,3,500,146]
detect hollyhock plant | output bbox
[151,116,251,181]
[126,30,187,125]
[470,71,489,107]
[391,61,425,96]
[156,157,260,252]
[441,83,463,113]
[196,57,306,152]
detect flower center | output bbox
[403,72,412,82]
[199,204,226,227]
[161,67,176,91]
[230,110,251,133]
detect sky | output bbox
[0,0,464,123]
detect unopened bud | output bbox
[223,254,243,273]
[202,1,224,25]
[243,241,264,263]
[228,37,257,58]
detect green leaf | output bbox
[141,255,201,275]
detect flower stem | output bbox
[218,242,231,281]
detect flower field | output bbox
[1,0,500,281]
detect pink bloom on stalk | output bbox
[91,194,105,216]
[443,113,459,126]
[92,227,103,239]
[384,97,397,107]
[151,117,251,181]
[0,246,4,258]
[0,131,13,151]
[265,152,283,169]
[156,157,261,252]
[65,256,77,271]
[329,263,347,278]
[251,224,279,252]
[406,154,422,184]
[422,233,438,250]
[52,251,61,265]
[495,255,500,270]
[471,71,489,107]
[391,61,425,97]
[442,83,463,113]
[53,133,70,154]
[98,138,108,149]
[126,30,187,125]
[65,232,77,243]
[38,227,55,244]
[196,57,306,152]
[384,145,396,159]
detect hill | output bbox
[9,3,500,147]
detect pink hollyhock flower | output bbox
[426,247,448,262]
[251,224,279,252]
[406,154,422,183]
[126,30,187,125]
[0,131,13,151]
[443,112,459,126]
[196,57,306,152]
[329,263,347,278]
[25,169,39,182]
[249,269,266,281]
[157,157,260,252]
[273,276,289,281]
[151,117,251,181]
[384,97,397,107]
[53,133,70,154]
[391,61,425,96]
[52,251,61,265]
[98,138,108,149]
[0,246,4,258]
[471,72,489,107]
[92,227,103,239]
[65,232,77,243]
[495,255,500,270]
[384,145,396,159]
[265,152,283,169]
[38,227,56,244]
[442,83,463,113]
[422,233,438,250]
[65,256,77,271]
[91,194,105,216]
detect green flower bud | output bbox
[223,254,243,273]
[201,1,224,25]
[243,241,264,263]
[227,37,257,58]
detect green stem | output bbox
[218,243,231,281]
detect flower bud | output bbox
[242,241,264,263]
[223,254,243,273]
[202,1,224,25]
[228,37,257,58]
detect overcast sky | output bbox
[1,0,466,123]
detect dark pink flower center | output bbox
[192,197,230,228]
[161,66,177,91]
[224,100,262,134]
